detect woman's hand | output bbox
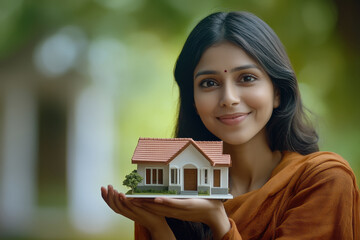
[134,197,231,240]
[101,185,175,240]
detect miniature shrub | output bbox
[198,190,210,195]
[131,189,177,194]
[168,190,177,194]
[123,170,143,194]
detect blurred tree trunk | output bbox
[334,0,360,55]
[331,0,360,174]
[331,0,360,120]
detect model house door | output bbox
[184,169,197,191]
[213,169,220,187]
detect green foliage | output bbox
[198,190,210,195]
[132,188,178,194]
[122,170,143,194]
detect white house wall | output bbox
[170,144,213,191]
[214,167,229,189]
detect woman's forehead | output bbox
[194,42,262,74]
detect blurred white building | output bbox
[0,27,121,237]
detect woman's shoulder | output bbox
[273,151,357,186]
[282,150,350,170]
[281,151,358,189]
[284,150,343,161]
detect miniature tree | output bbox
[123,169,143,194]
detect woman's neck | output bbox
[224,129,282,196]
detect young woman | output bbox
[101,11,360,239]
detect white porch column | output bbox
[67,85,115,233]
[0,83,37,232]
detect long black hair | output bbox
[174,11,319,155]
[167,11,319,239]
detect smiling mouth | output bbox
[217,113,250,125]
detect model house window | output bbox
[158,169,163,184]
[146,168,163,184]
[171,168,178,184]
[204,169,208,184]
[152,169,157,184]
[146,169,151,184]
[201,168,209,185]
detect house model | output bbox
[126,138,233,199]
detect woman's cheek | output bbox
[245,86,274,110]
[194,92,217,114]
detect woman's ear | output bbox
[273,89,280,108]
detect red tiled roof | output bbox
[131,138,231,166]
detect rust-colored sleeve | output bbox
[221,218,243,240]
[275,167,360,239]
[135,222,151,240]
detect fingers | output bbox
[101,186,108,202]
[106,185,122,214]
[101,185,177,233]
[112,190,139,221]
[116,194,151,220]
[101,185,151,222]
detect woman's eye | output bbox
[200,79,218,88]
[242,75,256,83]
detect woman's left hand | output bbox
[132,197,231,240]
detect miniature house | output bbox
[132,138,231,195]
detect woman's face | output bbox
[193,41,279,146]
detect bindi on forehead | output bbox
[224,69,227,72]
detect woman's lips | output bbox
[217,113,249,125]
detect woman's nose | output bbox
[219,83,240,107]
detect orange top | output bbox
[135,151,360,239]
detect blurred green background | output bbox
[0,0,359,239]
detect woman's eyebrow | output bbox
[194,64,260,78]
[230,64,260,72]
[194,70,219,78]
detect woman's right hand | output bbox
[101,185,175,240]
